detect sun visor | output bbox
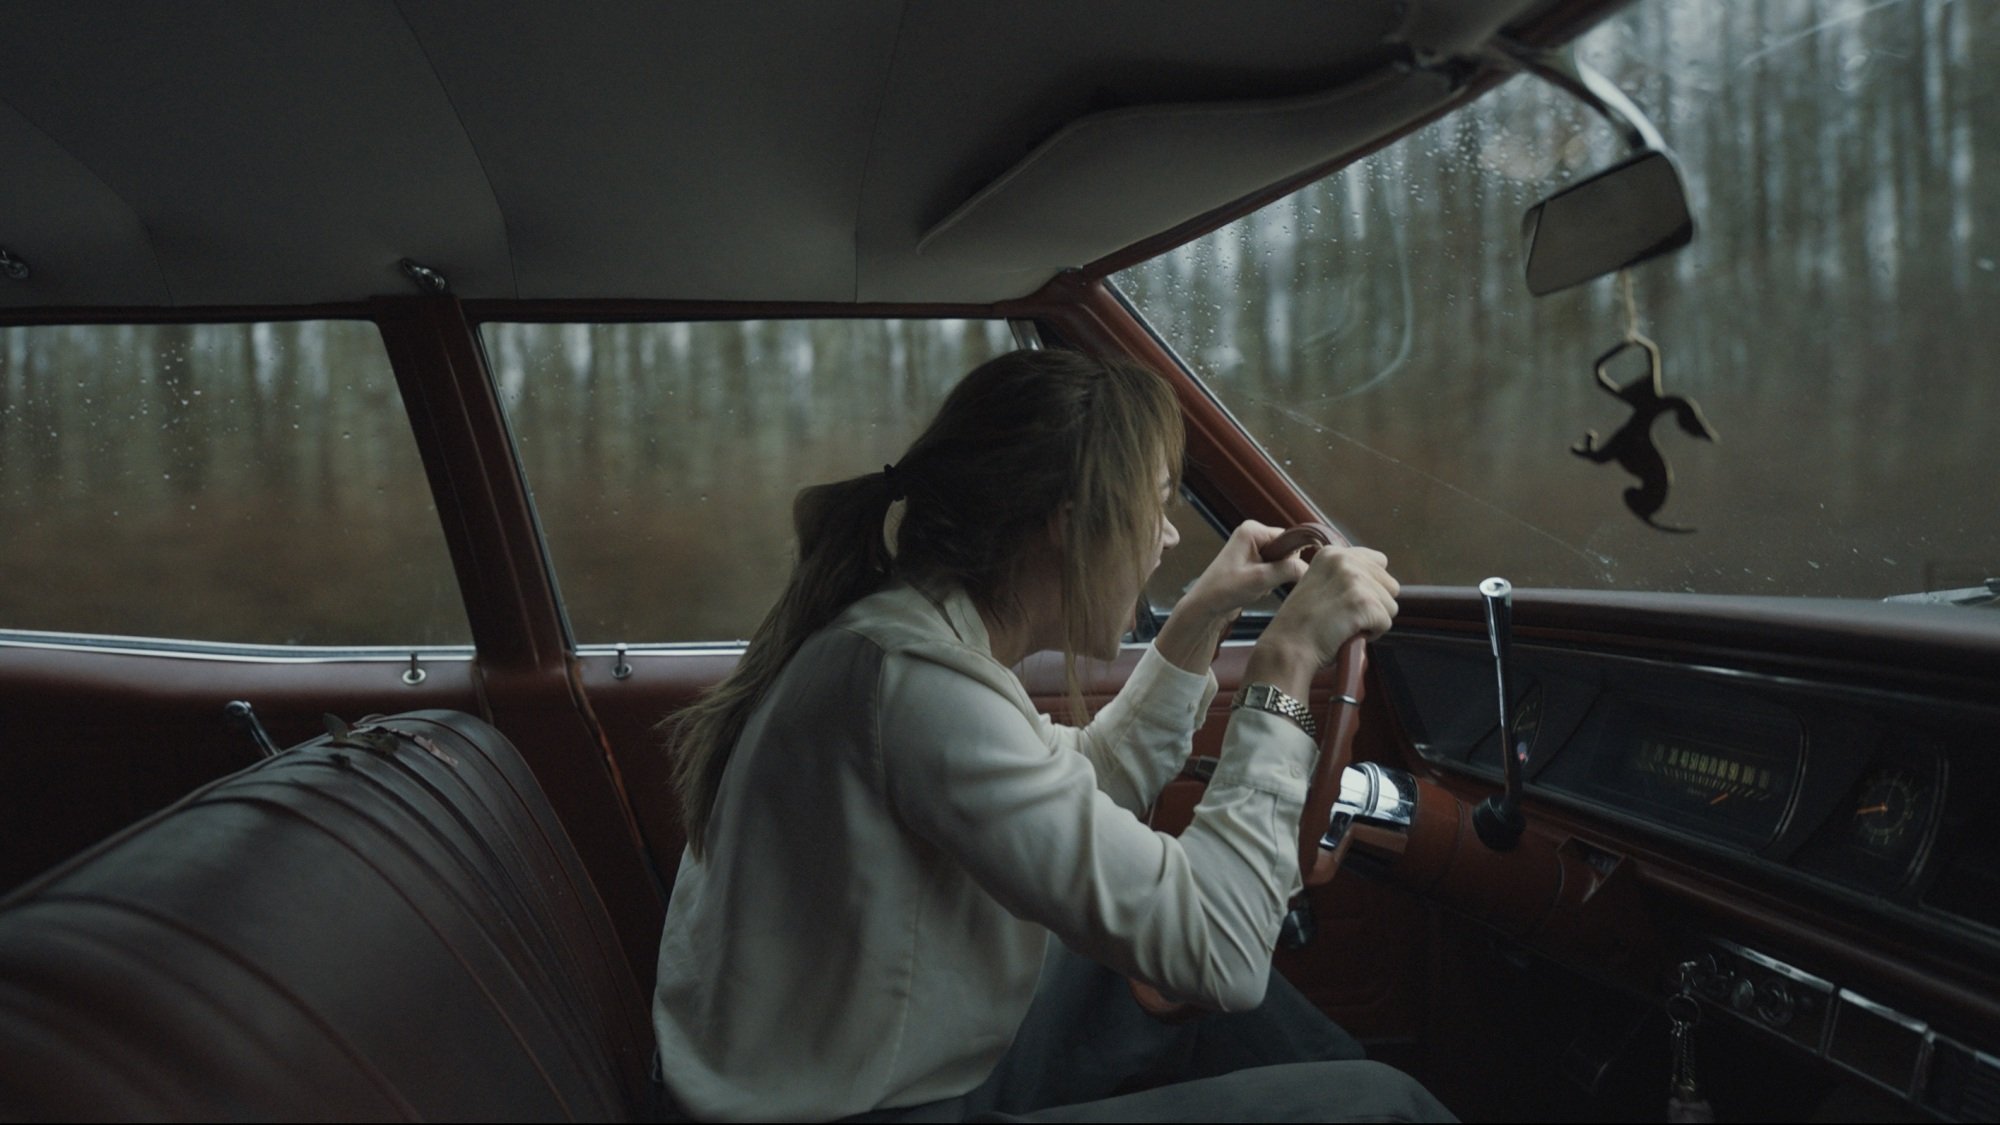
[914,66,1453,274]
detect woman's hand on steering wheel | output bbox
[1244,546,1400,699]
[1241,537,1398,889]
[1154,521,1316,674]
[1130,531,1401,1019]
[1181,521,1315,619]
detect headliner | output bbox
[0,0,1607,310]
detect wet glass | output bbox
[0,321,469,645]
[1116,0,1999,599]
[484,319,1017,642]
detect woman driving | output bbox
[653,349,1449,1122]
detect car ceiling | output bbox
[0,0,1598,310]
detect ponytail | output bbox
[665,469,898,858]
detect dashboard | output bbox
[1375,633,1996,931]
[1370,629,2000,1118]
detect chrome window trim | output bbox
[0,629,475,664]
[571,638,1255,660]
[576,642,749,659]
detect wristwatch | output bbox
[1230,682,1318,740]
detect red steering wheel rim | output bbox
[1255,523,1364,888]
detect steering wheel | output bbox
[1254,523,1366,888]
[1130,523,1366,1015]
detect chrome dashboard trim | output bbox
[1715,936,1835,992]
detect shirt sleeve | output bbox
[878,646,1316,1012]
[1031,644,1219,816]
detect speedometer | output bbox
[1615,729,1800,842]
[1628,734,1789,811]
[1537,692,1805,848]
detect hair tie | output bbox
[882,462,907,501]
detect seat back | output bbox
[0,710,655,1121]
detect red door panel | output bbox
[0,645,481,890]
[575,650,739,881]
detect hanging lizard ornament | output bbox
[1572,273,1716,533]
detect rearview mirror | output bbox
[1521,149,1693,296]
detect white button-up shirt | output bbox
[653,580,1318,1121]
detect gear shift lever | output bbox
[1473,577,1526,850]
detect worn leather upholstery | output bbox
[0,710,655,1121]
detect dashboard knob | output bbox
[1731,977,1757,1014]
[1693,955,1732,1001]
[1755,980,1795,1026]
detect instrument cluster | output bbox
[1378,634,1990,929]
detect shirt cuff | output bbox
[1209,706,1318,801]
[1126,643,1220,728]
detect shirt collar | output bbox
[903,576,993,658]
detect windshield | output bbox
[1116,0,1995,600]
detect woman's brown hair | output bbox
[666,348,1184,858]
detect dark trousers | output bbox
[851,941,1455,1123]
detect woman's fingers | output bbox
[1241,523,1312,586]
[1353,581,1399,640]
[1185,522,1303,617]
[1187,525,1395,632]
[1268,546,1402,662]
[1268,554,1311,586]
[1232,520,1285,553]
[1325,551,1397,640]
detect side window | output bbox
[483,319,1017,643]
[0,322,469,645]
[1145,492,1222,617]
[1115,2,1998,600]
[1142,492,1279,624]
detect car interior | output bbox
[1,1,1995,1121]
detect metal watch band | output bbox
[1230,681,1319,740]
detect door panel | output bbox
[0,644,480,890]
[575,649,742,883]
